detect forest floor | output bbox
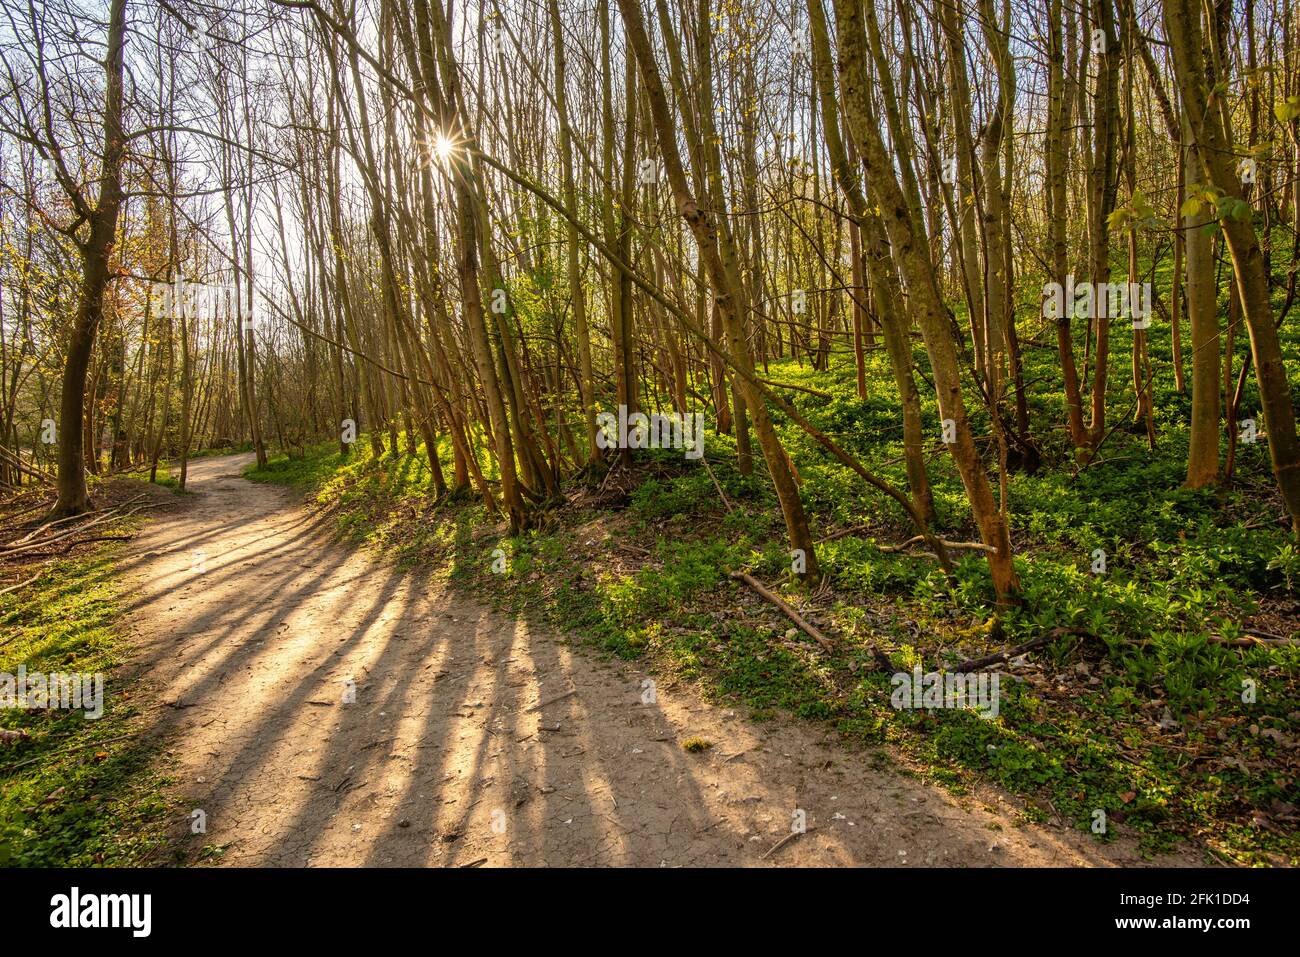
[110,451,1205,866]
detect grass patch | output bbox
[0,524,175,866]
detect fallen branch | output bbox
[1118,634,1297,650]
[4,509,103,548]
[879,534,997,554]
[1208,635,1300,648]
[0,566,47,598]
[699,456,734,514]
[729,571,833,653]
[952,626,1089,673]
[0,496,54,527]
[37,534,135,556]
[761,826,816,860]
[3,494,148,548]
[1242,628,1291,641]
[527,688,578,712]
[0,496,155,558]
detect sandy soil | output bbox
[117,452,1205,867]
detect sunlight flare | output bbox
[431,132,457,165]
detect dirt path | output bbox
[118,453,1202,867]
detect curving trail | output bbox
[118,453,1200,867]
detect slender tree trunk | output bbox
[1164,0,1300,530]
[830,0,1019,605]
[51,0,128,518]
[1183,116,1221,487]
[618,0,820,580]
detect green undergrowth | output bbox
[0,503,177,866]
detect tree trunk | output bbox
[51,0,128,518]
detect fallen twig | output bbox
[1208,635,1300,648]
[0,497,157,558]
[36,533,135,556]
[0,566,47,598]
[879,534,997,554]
[527,688,578,712]
[952,626,1089,673]
[1242,628,1291,641]
[4,503,120,548]
[761,826,815,860]
[699,455,734,514]
[729,571,833,653]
